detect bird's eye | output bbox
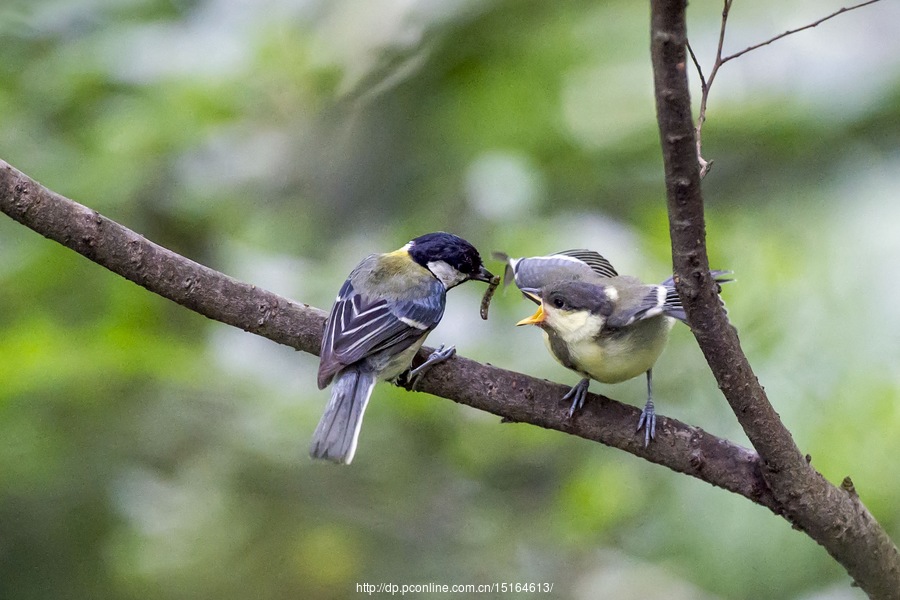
[552,296,565,309]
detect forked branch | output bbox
[688,0,884,178]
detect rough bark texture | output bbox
[1,157,777,507]
[649,0,900,596]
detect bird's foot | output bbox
[562,378,591,418]
[404,345,456,390]
[636,399,657,447]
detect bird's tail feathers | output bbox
[310,368,377,464]
[662,270,733,323]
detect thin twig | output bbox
[693,0,732,178]
[721,0,883,64]
[690,0,883,179]
[686,41,707,91]
[686,38,710,178]
[708,0,732,88]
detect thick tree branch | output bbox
[650,1,900,597]
[0,157,780,507]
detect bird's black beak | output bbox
[473,265,496,284]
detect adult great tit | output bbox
[312,232,494,464]
[503,249,728,446]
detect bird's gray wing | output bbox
[605,282,670,328]
[553,249,618,278]
[499,251,615,296]
[317,278,445,388]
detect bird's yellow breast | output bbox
[542,314,673,384]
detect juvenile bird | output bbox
[503,249,727,445]
[313,232,494,464]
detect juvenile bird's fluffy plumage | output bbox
[505,249,729,446]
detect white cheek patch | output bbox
[427,260,467,289]
[546,309,605,341]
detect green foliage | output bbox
[2,1,899,599]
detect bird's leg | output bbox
[562,378,591,418]
[403,344,456,390]
[636,368,657,447]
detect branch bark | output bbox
[1,158,779,500]
[650,0,900,597]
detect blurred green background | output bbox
[2,0,899,598]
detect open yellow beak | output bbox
[516,303,545,326]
